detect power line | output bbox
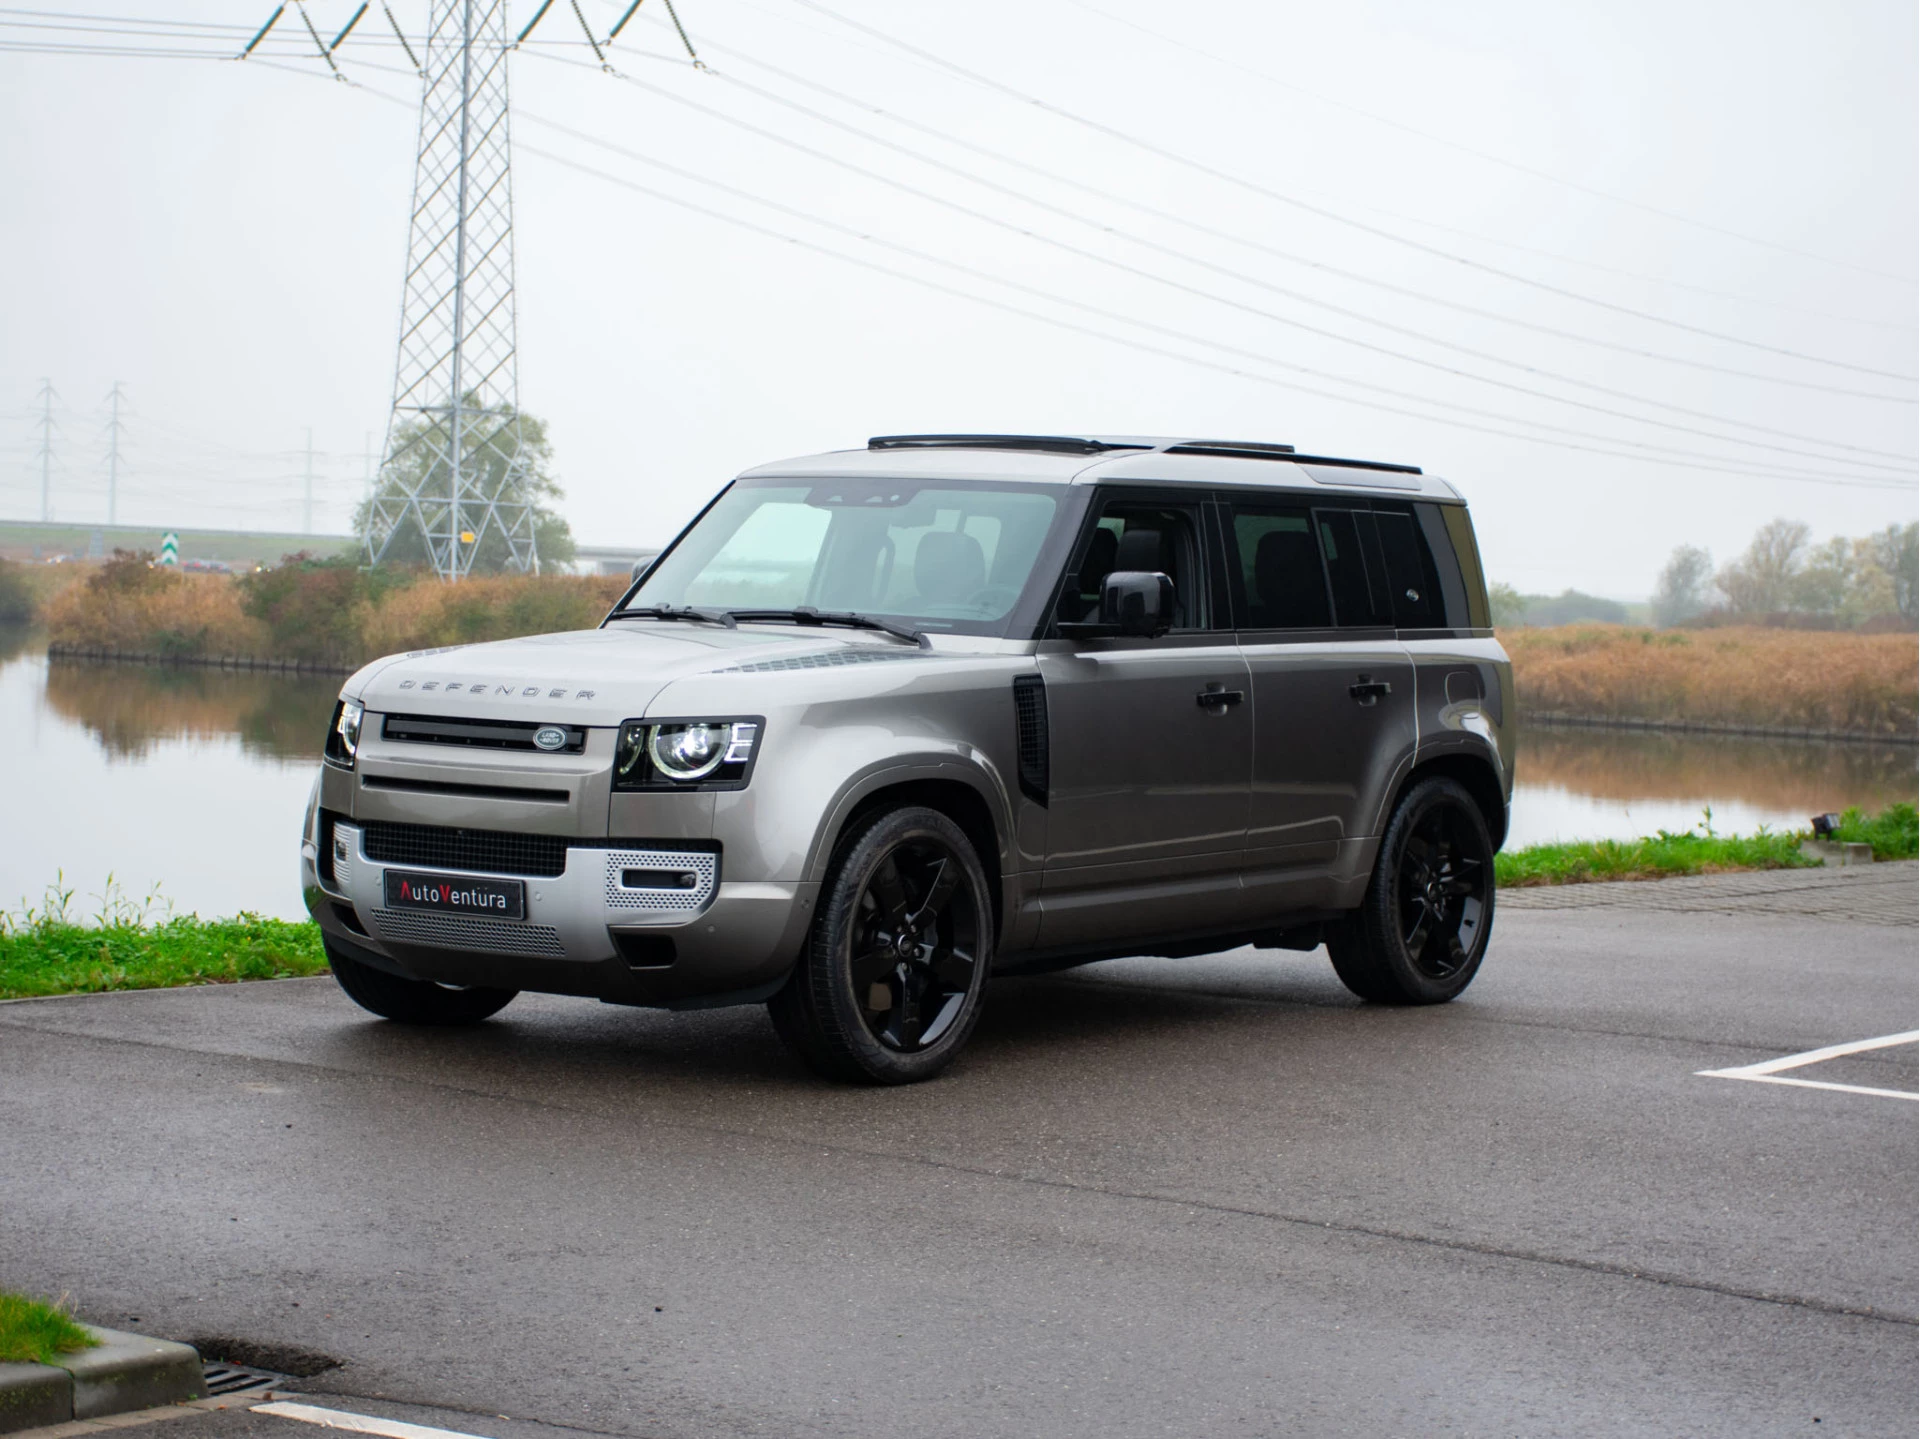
[1061,0,1916,286]
[552,55,1914,468]
[675,32,1914,401]
[782,0,1920,377]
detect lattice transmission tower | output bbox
[364,0,539,579]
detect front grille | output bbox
[370,909,566,957]
[1012,675,1049,806]
[383,712,587,754]
[361,820,569,878]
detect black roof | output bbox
[866,433,1419,475]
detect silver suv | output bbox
[301,435,1513,1083]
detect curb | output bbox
[0,1330,201,1436]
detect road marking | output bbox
[253,1403,494,1439]
[1698,1029,1920,1102]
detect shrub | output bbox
[44,552,265,658]
[357,573,628,655]
[0,559,34,622]
[237,552,398,666]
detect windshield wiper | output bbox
[609,604,738,628]
[724,607,930,649]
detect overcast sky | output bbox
[1,0,1913,597]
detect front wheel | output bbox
[769,805,993,1084]
[325,937,518,1025]
[1327,777,1495,1005]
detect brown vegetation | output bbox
[1504,624,1918,738]
[45,551,628,670]
[43,553,268,656]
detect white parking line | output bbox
[253,1403,494,1439]
[1698,1029,1920,1102]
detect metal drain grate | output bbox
[203,1361,284,1396]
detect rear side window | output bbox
[1229,506,1331,628]
[1314,509,1390,627]
[1373,508,1445,629]
[1434,504,1492,629]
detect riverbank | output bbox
[1502,624,1917,740]
[4,807,1910,998]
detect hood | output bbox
[346,623,929,726]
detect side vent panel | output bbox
[1012,675,1049,807]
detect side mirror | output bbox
[1100,570,1175,637]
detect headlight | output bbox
[324,698,364,768]
[615,718,761,790]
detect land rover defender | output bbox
[301,435,1513,1083]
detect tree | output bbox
[1651,545,1713,627]
[1866,521,1919,622]
[1488,581,1526,627]
[355,401,576,574]
[1715,518,1809,616]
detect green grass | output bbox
[0,1292,99,1364]
[1497,801,1917,887]
[0,883,327,1000]
[1826,801,1919,860]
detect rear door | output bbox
[1036,490,1254,948]
[1224,493,1417,912]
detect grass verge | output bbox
[0,912,327,1001]
[0,1292,98,1364]
[2,806,1913,999]
[1496,802,1917,887]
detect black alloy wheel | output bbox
[769,805,992,1084]
[1327,777,1495,1005]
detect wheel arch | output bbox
[814,773,1008,945]
[1393,751,1509,851]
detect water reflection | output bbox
[42,657,338,761]
[2,648,1913,921]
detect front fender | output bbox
[799,752,1015,886]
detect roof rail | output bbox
[1166,442,1420,476]
[867,434,1151,456]
[1164,439,1296,456]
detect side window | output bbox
[1228,504,1332,628]
[1057,499,1211,630]
[1435,503,1492,629]
[1373,508,1446,629]
[1314,509,1390,627]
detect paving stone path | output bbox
[1501,858,1918,926]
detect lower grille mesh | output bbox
[361,820,568,878]
[371,909,567,957]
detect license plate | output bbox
[382,870,526,921]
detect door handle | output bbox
[1348,674,1392,706]
[1196,686,1245,710]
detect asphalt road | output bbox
[3,869,1915,1439]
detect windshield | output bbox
[622,479,1065,634]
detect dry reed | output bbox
[1503,625,1917,738]
[354,573,630,656]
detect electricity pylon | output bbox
[364,0,539,579]
[33,379,57,522]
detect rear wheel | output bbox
[325,937,518,1025]
[769,805,992,1084]
[1328,777,1494,1005]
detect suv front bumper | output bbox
[301,818,815,1007]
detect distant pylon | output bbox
[103,381,127,527]
[364,0,538,580]
[33,379,57,522]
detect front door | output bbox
[1036,493,1253,949]
[1221,496,1417,915]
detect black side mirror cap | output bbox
[1100,570,1174,637]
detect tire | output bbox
[769,804,993,1084]
[1327,777,1496,1005]
[325,937,518,1026]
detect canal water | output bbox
[1,629,1913,923]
